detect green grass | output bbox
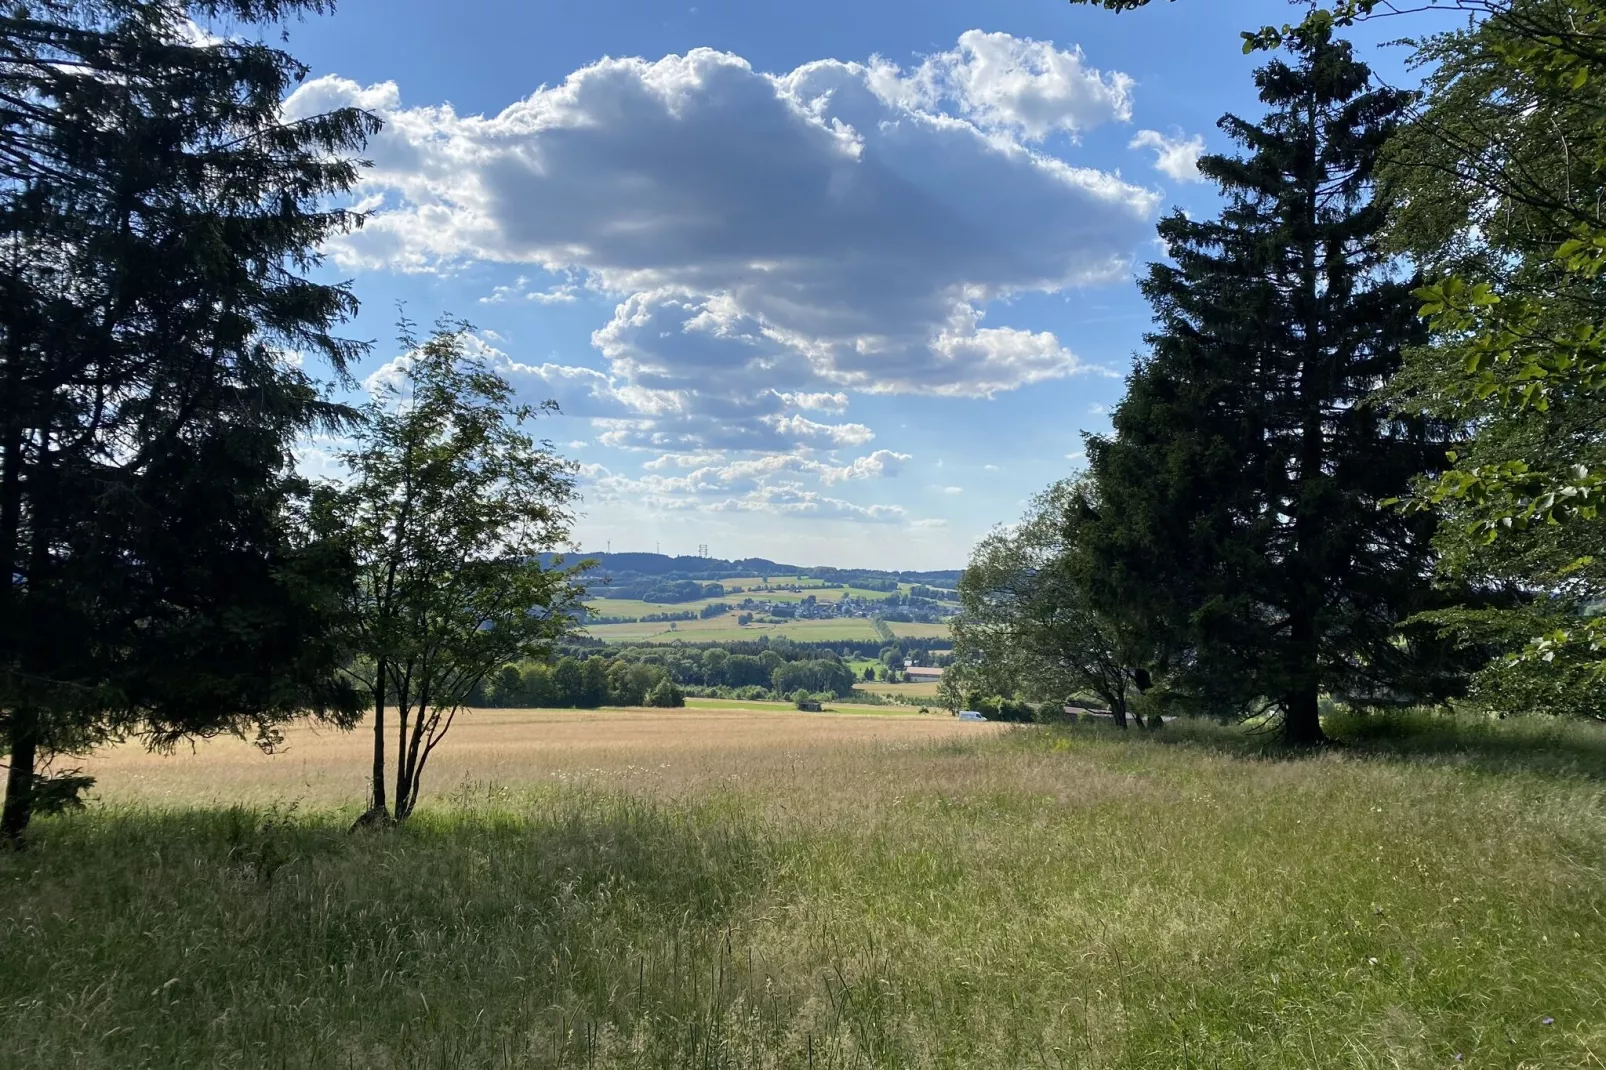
[583,596,708,618]
[4,713,1606,1067]
[886,621,953,640]
[857,680,941,701]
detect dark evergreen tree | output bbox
[0,1,379,841]
[1083,25,1462,744]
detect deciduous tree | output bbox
[323,322,587,824]
[951,479,1149,726]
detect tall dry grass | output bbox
[1,710,1603,1068]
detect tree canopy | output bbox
[0,0,378,842]
[950,479,1149,726]
[322,322,586,824]
[1082,24,1469,742]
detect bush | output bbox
[969,694,1037,723]
[792,689,812,709]
[644,678,685,708]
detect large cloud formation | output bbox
[294,32,1159,519]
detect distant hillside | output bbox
[542,551,962,598]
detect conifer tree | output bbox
[0,1,378,841]
[1083,25,1462,743]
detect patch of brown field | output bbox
[76,706,1006,808]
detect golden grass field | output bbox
[9,712,1606,1068]
[75,707,1001,808]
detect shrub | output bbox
[644,678,685,708]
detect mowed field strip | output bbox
[77,707,1003,807]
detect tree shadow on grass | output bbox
[13,791,771,923]
[0,797,783,1068]
[1056,710,1606,781]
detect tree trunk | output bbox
[1109,691,1128,729]
[2,707,39,846]
[1283,80,1329,752]
[1283,607,1327,745]
[397,681,431,822]
[367,658,388,821]
[394,670,412,821]
[1283,685,1325,746]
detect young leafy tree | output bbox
[325,322,588,824]
[951,479,1150,726]
[0,0,378,842]
[1377,1,1606,713]
[1084,25,1464,743]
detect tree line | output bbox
[475,646,869,708]
[954,0,1606,741]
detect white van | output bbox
[957,710,988,722]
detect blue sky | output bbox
[280,0,1413,570]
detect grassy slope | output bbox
[3,713,1605,1068]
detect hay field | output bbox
[73,707,995,808]
[5,713,1606,1068]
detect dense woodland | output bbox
[472,639,946,709]
[3,0,1605,843]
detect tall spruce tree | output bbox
[1083,25,1460,744]
[0,1,378,842]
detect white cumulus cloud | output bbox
[294,33,1165,515]
[291,33,1157,456]
[1130,129,1207,183]
[878,29,1134,141]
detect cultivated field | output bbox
[69,706,978,808]
[585,614,893,643]
[857,679,942,701]
[885,621,952,640]
[3,712,1604,1068]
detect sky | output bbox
[275,0,1416,570]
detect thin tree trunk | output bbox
[393,663,413,818]
[398,679,431,821]
[2,706,38,846]
[367,657,388,820]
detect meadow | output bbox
[857,679,942,701]
[585,580,905,621]
[585,614,896,644]
[2,709,1603,1069]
